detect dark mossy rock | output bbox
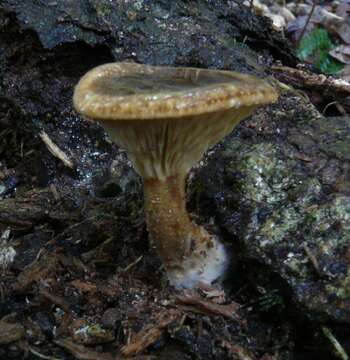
[191,96,350,324]
[1,0,294,65]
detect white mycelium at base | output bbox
[167,236,229,289]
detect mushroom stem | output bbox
[144,174,188,264]
[99,115,239,288]
[144,173,227,288]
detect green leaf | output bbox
[297,28,332,60]
[297,28,344,74]
[315,51,344,74]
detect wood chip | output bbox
[177,292,241,321]
[70,280,97,294]
[14,254,61,291]
[0,320,25,345]
[121,309,181,356]
[293,152,312,162]
[39,287,71,313]
[220,339,257,360]
[0,188,80,228]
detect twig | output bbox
[271,65,350,94]
[44,215,99,249]
[29,346,63,360]
[54,338,114,360]
[121,255,143,272]
[297,1,316,47]
[322,326,349,360]
[322,101,346,115]
[39,131,74,169]
[177,292,241,321]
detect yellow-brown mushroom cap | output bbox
[73,62,278,120]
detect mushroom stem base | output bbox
[143,174,228,289]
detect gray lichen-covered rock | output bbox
[192,95,350,323]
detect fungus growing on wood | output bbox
[73,62,278,289]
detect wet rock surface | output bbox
[0,0,348,359]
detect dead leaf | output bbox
[286,16,315,41]
[288,3,344,26]
[329,45,350,64]
[335,3,350,18]
[338,64,350,82]
[287,3,345,36]
[70,280,97,294]
[271,4,295,23]
[335,22,350,44]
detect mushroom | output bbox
[73,62,278,289]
